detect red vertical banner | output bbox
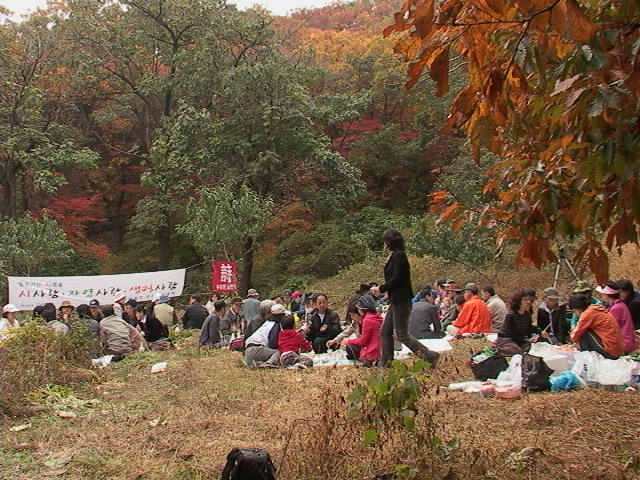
[210,261,238,292]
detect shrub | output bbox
[0,320,96,412]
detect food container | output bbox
[479,383,495,398]
[494,384,522,399]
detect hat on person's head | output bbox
[151,293,162,302]
[463,283,479,293]
[158,294,170,304]
[59,300,75,310]
[114,293,126,302]
[282,289,293,297]
[573,281,592,293]
[543,287,561,299]
[89,299,100,307]
[595,285,620,296]
[271,304,287,315]
[231,297,243,304]
[247,288,259,297]
[355,294,376,311]
[445,283,463,292]
[291,291,301,300]
[2,304,20,313]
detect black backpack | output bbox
[521,354,553,391]
[221,448,277,480]
[469,352,509,381]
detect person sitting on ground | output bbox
[154,294,178,328]
[220,297,243,338]
[183,294,209,330]
[440,284,463,329]
[290,291,302,314]
[0,304,21,341]
[100,305,144,360]
[89,299,103,322]
[305,293,342,354]
[205,291,220,315]
[113,293,127,318]
[568,282,602,329]
[243,303,281,368]
[595,282,637,353]
[412,283,432,304]
[496,288,539,355]
[135,304,167,343]
[536,287,568,344]
[569,294,625,359]
[481,285,508,333]
[345,294,383,366]
[243,299,276,345]
[409,289,443,339]
[617,279,640,330]
[278,315,313,368]
[199,300,228,348]
[58,300,75,324]
[326,296,362,350]
[47,302,71,335]
[123,299,138,326]
[436,280,456,320]
[446,283,492,336]
[73,304,100,337]
[242,289,261,331]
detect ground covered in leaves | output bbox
[1,334,639,480]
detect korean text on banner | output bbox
[210,261,237,292]
[7,269,186,311]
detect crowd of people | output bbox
[2,229,639,368]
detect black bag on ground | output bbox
[221,448,277,480]
[469,353,509,381]
[521,353,553,391]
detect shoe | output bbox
[418,350,440,368]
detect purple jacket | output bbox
[609,299,636,353]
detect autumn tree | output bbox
[0,14,98,219]
[386,0,640,282]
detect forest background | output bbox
[1,0,638,302]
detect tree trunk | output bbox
[158,214,172,270]
[240,236,255,295]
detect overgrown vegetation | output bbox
[0,320,97,413]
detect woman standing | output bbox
[371,228,439,367]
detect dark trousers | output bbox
[346,344,361,360]
[380,300,429,366]
[312,337,331,354]
[579,330,618,360]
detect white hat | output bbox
[2,304,20,313]
[152,293,162,302]
[114,293,126,302]
[271,304,287,315]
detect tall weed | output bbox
[0,320,96,412]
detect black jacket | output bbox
[408,301,442,338]
[380,249,413,303]
[305,308,341,343]
[536,303,568,344]
[183,302,209,329]
[499,310,535,347]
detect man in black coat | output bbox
[182,295,209,329]
[305,293,342,354]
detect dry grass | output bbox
[1,332,639,480]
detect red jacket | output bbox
[278,329,312,353]
[571,304,625,358]
[453,296,492,334]
[347,311,383,361]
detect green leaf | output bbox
[363,429,378,446]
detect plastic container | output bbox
[494,384,522,399]
[479,383,495,398]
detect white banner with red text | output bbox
[7,269,186,311]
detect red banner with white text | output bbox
[210,261,238,292]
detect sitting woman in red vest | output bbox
[345,294,383,367]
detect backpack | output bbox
[469,352,509,381]
[221,448,277,480]
[521,354,553,391]
[228,336,245,351]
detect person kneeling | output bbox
[278,315,313,369]
[345,294,383,367]
[569,294,625,360]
